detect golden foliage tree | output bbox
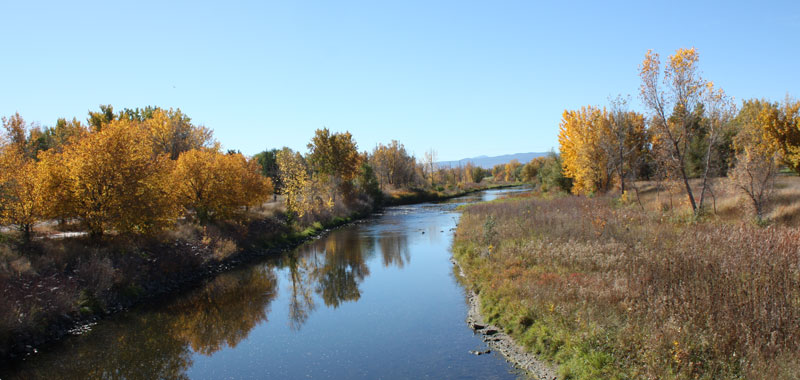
[370,140,418,189]
[0,147,46,241]
[37,149,75,221]
[558,106,612,195]
[759,97,800,174]
[730,99,781,220]
[56,119,179,237]
[307,128,361,183]
[639,47,731,213]
[504,159,522,182]
[174,149,272,224]
[142,108,214,160]
[276,148,310,218]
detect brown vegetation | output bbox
[454,186,800,379]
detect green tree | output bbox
[307,128,362,203]
[254,148,281,195]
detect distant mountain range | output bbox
[436,152,549,169]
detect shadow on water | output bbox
[1,187,530,380]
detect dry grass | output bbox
[454,192,800,379]
[628,175,800,226]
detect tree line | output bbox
[0,106,271,241]
[556,47,799,221]
[0,106,532,245]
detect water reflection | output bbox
[170,266,278,355]
[285,228,374,330]
[379,232,410,268]
[287,253,316,330]
[4,267,278,380]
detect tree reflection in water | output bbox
[3,266,278,380]
[285,226,412,329]
[5,221,421,379]
[169,266,278,355]
[378,232,410,268]
[286,228,372,330]
[287,253,316,331]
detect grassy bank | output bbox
[453,190,800,379]
[0,202,368,364]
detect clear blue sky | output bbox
[1,1,798,161]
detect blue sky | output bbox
[1,1,798,161]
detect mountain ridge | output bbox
[436,152,548,169]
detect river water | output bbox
[2,188,530,380]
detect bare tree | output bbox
[423,149,438,186]
[697,84,736,212]
[601,95,648,194]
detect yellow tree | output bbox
[504,159,522,182]
[730,99,780,220]
[142,108,214,160]
[58,119,178,237]
[174,149,272,224]
[558,106,612,195]
[37,149,76,222]
[640,47,719,213]
[759,97,800,174]
[0,147,46,241]
[277,147,310,218]
[370,140,418,189]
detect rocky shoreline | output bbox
[453,258,559,380]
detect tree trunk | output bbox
[679,165,698,212]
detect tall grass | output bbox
[454,194,800,379]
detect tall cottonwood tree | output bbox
[558,106,612,195]
[639,47,726,214]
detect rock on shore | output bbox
[453,258,559,380]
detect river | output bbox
[1,188,530,379]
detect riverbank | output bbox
[452,192,800,379]
[453,257,558,379]
[0,208,370,365]
[0,182,514,366]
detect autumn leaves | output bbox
[0,108,272,240]
[558,47,800,219]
